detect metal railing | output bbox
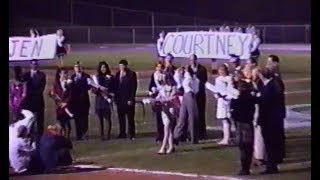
[9,24,311,44]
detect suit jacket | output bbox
[70,72,91,110]
[257,79,283,126]
[188,64,207,95]
[23,71,46,109]
[114,69,137,105]
[273,75,286,119]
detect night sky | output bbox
[10,0,311,27]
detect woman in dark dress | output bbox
[91,61,114,140]
[49,68,73,138]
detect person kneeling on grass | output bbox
[39,124,73,172]
[9,125,36,174]
[155,76,180,154]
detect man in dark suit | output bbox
[70,62,91,140]
[257,68,285,174]
[23,59,46,138]
[114,60,138,140]
[188,54,208,140]
[266,54,286,160]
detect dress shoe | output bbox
[260,168,279,175]
[237,170,250,176]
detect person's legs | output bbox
[253,125,265,162]
[173,98,187,141]
[97,110,105,140]
[186,95,199,144]
[159,111,169,154]
[81,107,89,139]
[128,104,136,139]
[261,125,279,173]
[218,118,231,145]
[36,107,45,137]
[117,104,127,138]
[153,104,163,141]
[196,94,206,140]
[105,107,112,140]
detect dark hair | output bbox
[97,61,111,75]
[119,59,128,66]
[55,67,68,84]
[268,55,280,63]
[261,68,274,79]
[218,64,229,75]
[248,58,257,65]
[14,66,23,82]
[187,67,195,77]
[236,80,252,95]
[155,61,164,69]
[30,28,40,36]
[190,54,198,60]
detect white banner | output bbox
[9,34,57,61]
[158,31,253,59]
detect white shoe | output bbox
[218,139,229,145]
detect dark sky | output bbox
[10,0,311,26]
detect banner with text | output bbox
[158,31,253,59]
[9,34,57,61]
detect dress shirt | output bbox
[182,72,199,94]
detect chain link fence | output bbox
[10,24,311,44]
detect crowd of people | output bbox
[9,26,285,176]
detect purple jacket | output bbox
[9,82,27,112]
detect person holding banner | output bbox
[250,30,261,62]
[148,62,166,142]
[23,59,46,139]
[157,31,165,60]
[56,29,67,67]
[29,28,40,38]
[49,67,73,139]
[114,60,138,140]
[213,64,233,145]
[173,67,200,145]
[91,61,115,141]
[69,62,91,141]
[187,54,208,140]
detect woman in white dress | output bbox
[214,64,233,145]
[156,76,179,154]
[251,67,266,165]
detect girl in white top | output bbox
[156,31,165,60]
[214,64,233,145]
[155,76,179,154]
[56,29,67,66]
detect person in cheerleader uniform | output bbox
[213,64,233,145]
[149,62,166,142]
[56,29,67,67]
[250,30,261,62]
[156,75,180,154]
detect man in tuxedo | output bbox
[257,68,285,174]
[188,54,208,140]
[114,60,138,140]
[23,59,46,138]
[70,62,91,140]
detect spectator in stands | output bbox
[149,62,166,142]
[91,61,115,141]
[70,61,91,140]
[29,28,40,38]
[56,29,67,67]
[39,124,73,172]
[114,59,138,140]
[9,66,27,122]
[23,59,46,139]
[49,67,73,139]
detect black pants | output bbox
[196,93,206,139]
[32,107,45,139]
[261,122,284,170]
[74,107,89,140]
[57,114,71,139]
[96,108,112,139]
[152,103,163,140]
[117,103,135,138]
[236,121,254,172]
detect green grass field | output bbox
[9,52,311,178]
